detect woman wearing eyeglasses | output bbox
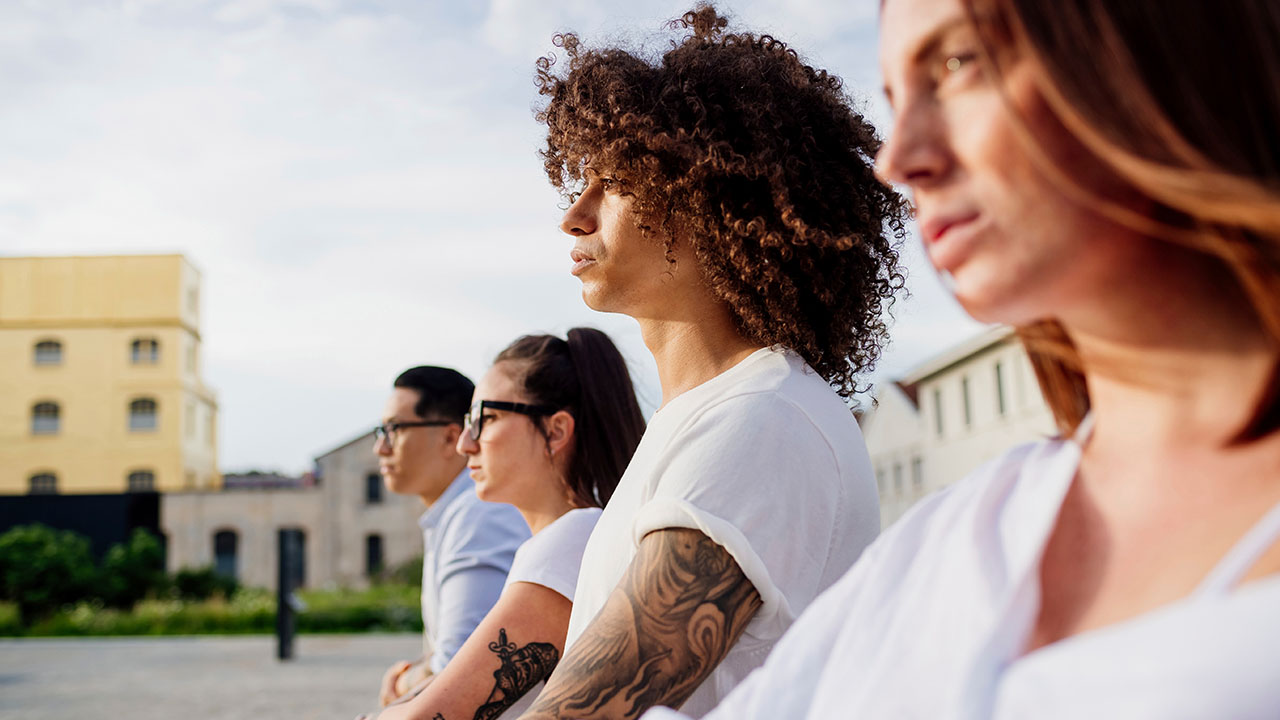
[368,327,646,720]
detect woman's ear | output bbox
[544,410,576,458]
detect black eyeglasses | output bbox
[463,400,556,442]
[374,420,453,446]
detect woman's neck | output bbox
[519,499,576,536]
[1063,249,1277,456]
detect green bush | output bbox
[0,584,422,636]
[172,566,239,602]
[100,528,167,610]
[297,584,421,633]
[0,524,99,623]
[381,554,423,587]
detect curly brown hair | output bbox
[535,5,909,397]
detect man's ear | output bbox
[439,423,463,457]
[543,410,575,458]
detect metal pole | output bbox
[276,529,296,660]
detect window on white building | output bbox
[912,457,923,492]
[366,534,384,578]
[933,388,944,437]
[962,376,972,428]
[366,473,384,504]
[214,530,238,580]
[893,463,903,494]
[995,361,1007,416]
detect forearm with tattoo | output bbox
[520,528,762,720]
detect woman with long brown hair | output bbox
[646,0,1280,717]
[367,327,645,720]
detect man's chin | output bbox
[579,285,619,314]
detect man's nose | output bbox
[560,192,598,236]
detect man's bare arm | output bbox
[519,527,762,720]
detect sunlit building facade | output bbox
[0,254,219,494]
[860,326,1057,528]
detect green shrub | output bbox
[0,524,98,623]
[172,566,239,601]
[0,582,422,636]
[100,529,167,610]
[381,554,423,586]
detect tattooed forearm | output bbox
[474,628,560,720]
[521,528,762,720]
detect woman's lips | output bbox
[920,212,985,272]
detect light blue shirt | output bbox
[418,470,529,673]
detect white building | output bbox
[162,431,426,590]
[861,326,1057,527]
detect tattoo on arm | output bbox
[473,628,560,720]
[523,528,762,719]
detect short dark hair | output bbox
[393,366,475,424]
[495,328,646,508]
[535,4,909,398]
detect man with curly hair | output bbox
[518,6,908,720]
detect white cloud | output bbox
[2,0,959,473]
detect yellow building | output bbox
[0,255,219,494]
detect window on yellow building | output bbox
[28,473,58,494]
[34,340,63,366]
[129,398,158,431]
[131,338,160,365]
[31,402,60,434]
[127,470,155,492]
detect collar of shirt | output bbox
[417,469,472,532]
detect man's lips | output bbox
[570,248,597,276]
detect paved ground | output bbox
[0,633,422,719]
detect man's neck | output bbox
[418,463,466,508]
[636,310,763,408]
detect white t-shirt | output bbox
[494,507,602,720]
[647,428,1280,720]
[565,346,881,717]
[505,507,602,599]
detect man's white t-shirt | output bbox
[564,346,881,717]
[646,425,1280,720]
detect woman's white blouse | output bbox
[646,432,1280,720]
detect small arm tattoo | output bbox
[474,628,560,720]
[522,528,762,719]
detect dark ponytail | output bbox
[494,327,646,507]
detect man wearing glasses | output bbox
[373,366,529,708]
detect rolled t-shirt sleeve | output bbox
[630,393,843,641]
[429,500,527,674]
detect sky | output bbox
[0,0,983,474]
